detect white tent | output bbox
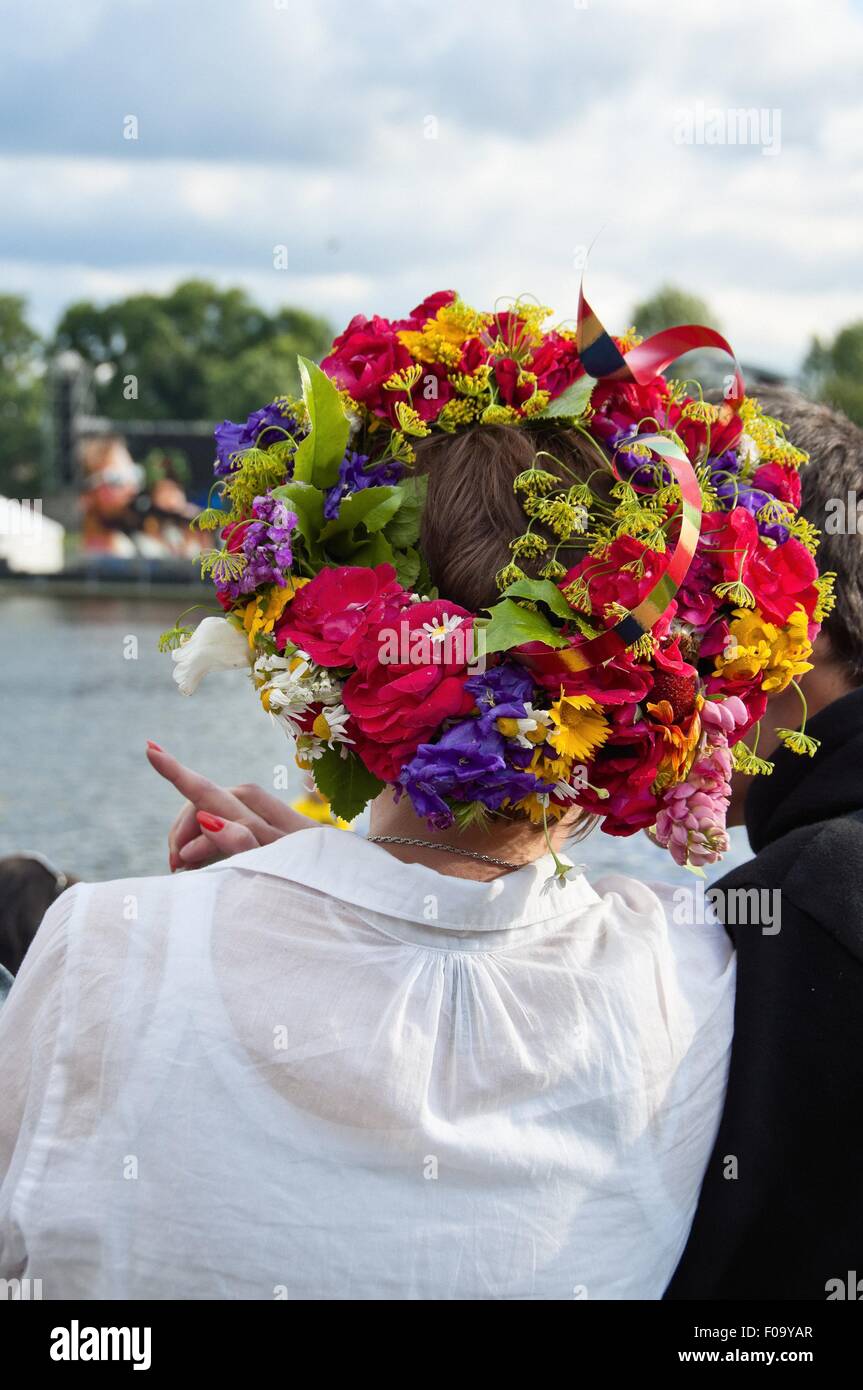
[0,496,65,573]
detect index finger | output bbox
[146,744,238,813]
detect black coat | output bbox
[664,686,863,1300]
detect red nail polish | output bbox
[147,741,163,751]
[197,811,225,832]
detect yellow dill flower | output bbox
[382,364,423,392]
[813,571,837,622]
[775,728,821,757]
[532,497,585,538]
[449,365,492,396]
[547,695,610,762]
[680,399,719,424]
[436,398,479,431]
[539,558,567,580]
[510,532,548,560]
[521,390,552,418]
[480,403,521,425]
[513,468,559,497]
[495,561,527,591]
[713,577,756,608]
[394,401,431,437]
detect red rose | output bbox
[578,704,666,834]
[753,461,802,509]
[275,563,408,667]
[527,333,583,401]
[394,290,456,331]
[320,314,413,416]
[382,362,453,427]
[560,535,669,620]
[745,535,819,624]
[519,643,654,707]
[494,357,536,409]
[343,601,475,782]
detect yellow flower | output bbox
[290,791,352,830]
[547,695,610,763]
[243,577,309,648]
[397,301,491,366]
[714,604,813,694]
[647,696,703,787]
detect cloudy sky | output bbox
[1,0,861,372]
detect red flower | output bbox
[521,644,654,707]
[382,362,453,427]
[343,601,475,782]
[560,535,669,619]
[745,535,819,624]
[578,704,666,834]
[494,357,536,409]
[320,314,413,416]
[394,290,456,331]
[753,461,802,509]
[274,564,408,667]
[527,333,583,401]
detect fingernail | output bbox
[196,811,225,832]
[147,741,163,752]
[169,852,180,871]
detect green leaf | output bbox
[540,374,595,419]
[319,486,402,541]
[333,533,395,569]
[312,747,384,823]
[291,356,350,487]
[384,474,429,549]
[500,577,575,621]
[478,598,569,656]
[270,480,325,554]
[393,545,421,590]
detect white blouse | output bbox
[0,827,735,1301]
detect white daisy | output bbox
[421,612,463,643]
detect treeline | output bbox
[1,280,861,498]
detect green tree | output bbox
[53,280,332,423]
[0,295,45,497]
[630,284,720,338]
[804,321,863,427]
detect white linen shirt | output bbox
[0,827,735,1301]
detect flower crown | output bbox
[163,287,834,877]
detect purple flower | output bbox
[713,479,790,543]
[398,717,551,828]
[214,402,302,478]
[323,450,406,520]
[466,660,536,718]
[216,492,298,601]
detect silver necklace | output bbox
[368,835,523,870]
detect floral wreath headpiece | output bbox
[163,285,835,877]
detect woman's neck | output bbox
[368,791,569,882]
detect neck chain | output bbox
[368,835,523,871]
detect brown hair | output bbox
[412,422,605,841]
[414,422,606,610]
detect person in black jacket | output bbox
[666,389,863,1300]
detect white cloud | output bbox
[0,0,861,375]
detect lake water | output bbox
[0,593,754,886]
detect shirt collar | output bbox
[208,826,602,931]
